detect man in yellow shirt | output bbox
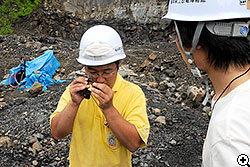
[50,25,150,167]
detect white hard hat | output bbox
[163,0,250,21]
[77,25,126,66]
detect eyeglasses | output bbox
[88,71,115,78]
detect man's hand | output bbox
[91,82,114,111]
[90,82,141,152]
[70,77,90,105]
[51,77,91,140]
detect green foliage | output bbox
[0,0,42,35]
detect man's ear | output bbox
[196,45,202,50]
[195,45,209,57]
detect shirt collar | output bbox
[112,73,123,92]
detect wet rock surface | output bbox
[0,7,211,167]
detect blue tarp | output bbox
[0,50,66,90]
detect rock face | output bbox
[44,0,168,23]
[12,0,171,47]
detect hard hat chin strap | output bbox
[174,21,204,77]
[174,21,209,105]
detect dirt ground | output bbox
[0,7,210,167]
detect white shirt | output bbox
[202,79,250,167]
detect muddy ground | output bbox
[0,7,210,167]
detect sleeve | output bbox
[210,139,250,167]
[49,85,71,125]
[123,86,150,148]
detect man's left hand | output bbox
[91,82,114,111]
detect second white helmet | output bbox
[163,0,250,22]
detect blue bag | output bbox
[0,50,66,90]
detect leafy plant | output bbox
[0,0,42,35]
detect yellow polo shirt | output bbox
[50,74,150,167]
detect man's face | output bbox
[85,62,119,88]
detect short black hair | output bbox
[175,19,250,71]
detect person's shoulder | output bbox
[118,78,145,97]
[230,79,250,105]
[221,79,250,107]
[223,93,250,140]
[121,78,143,91]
